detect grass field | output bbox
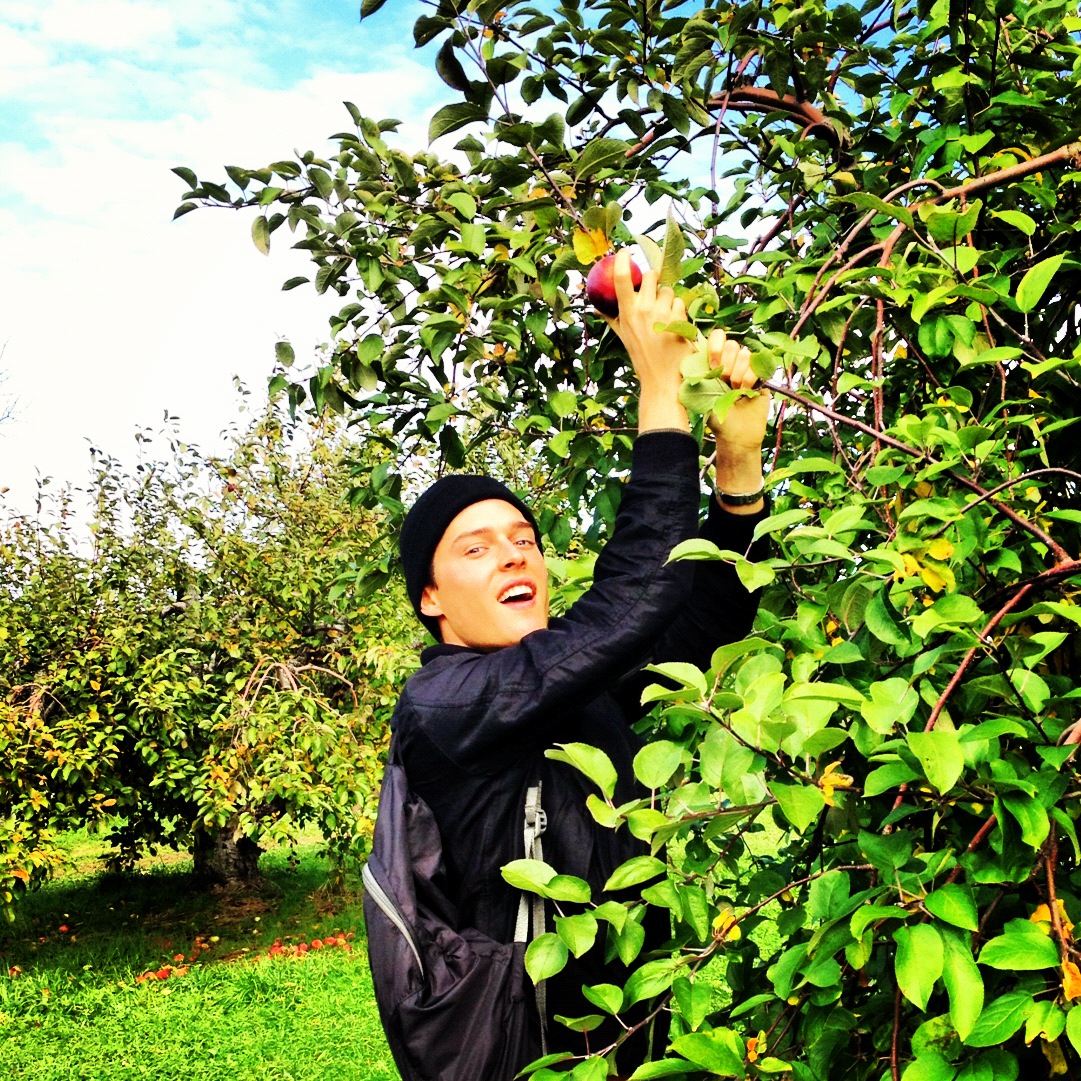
[0,831,399,1081]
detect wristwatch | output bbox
[715,485,765,506]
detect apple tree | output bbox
[178,0,1081,1077]
[0,404,416,911]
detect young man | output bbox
[392,252,770,1073]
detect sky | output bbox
[0,0,448,515]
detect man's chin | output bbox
[491,610,549,648]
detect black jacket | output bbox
[392,431,765,1057]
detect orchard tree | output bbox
[0,404,416,910]
[178,1,1081,1078]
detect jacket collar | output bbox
[419,642,481,665]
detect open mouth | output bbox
[498,582,536,605]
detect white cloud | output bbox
[0,10,446,515]
[39,1,177,50]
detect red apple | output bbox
[585,252,643,317]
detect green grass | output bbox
[0,834,399,1081]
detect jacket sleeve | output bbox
[401,432,702,768]
[609,495,770,720]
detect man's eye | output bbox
[516,538,535,547]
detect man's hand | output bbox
[602,250,692,434]
[706,329,770,515]
[1059,720,1081,747]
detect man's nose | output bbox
[499,539,526,566]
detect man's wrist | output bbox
[714,449,765,515]
[638,393,689,434]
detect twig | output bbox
[1045,826,1072,961]
[891,983,902,1081]
[923,582,1036,732]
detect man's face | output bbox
[420,498,549,650]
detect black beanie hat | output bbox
[399,475,542,639]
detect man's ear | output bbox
[420,584,443,619]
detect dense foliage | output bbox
[0,408,416,912]
[177,0,1081,1078]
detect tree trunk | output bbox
[192,822,263,888]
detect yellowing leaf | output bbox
[711,910,741,941]
[1033,900,1074,940]
[894,553,922,582]
[1044,1037,1069,1075]
[819,761,855,806]
[915,481,933,497]
[920,562,950,593]
[1062,961,1081,1001]
[572,228,611,265]
[926,538,954,561]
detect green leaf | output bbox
[925,885,978,931]
[755,1060,795,1075]
[734,557,776,592]
[1016,254,1066,314]
[525,933,568,982]
[575,137,630,178]
[622,958,681,1007]
[435,39,470,92]
[858,829,914,871]
[1066,1004,1081,1055]
[842,192,914,227]
[549,390,578,418]
[274,341,295,368]
[1002,791,1050,849]
[752,508,813,541]
[633,741,685,789]
[553,1012,606,1032]
[429,102,488,143]
[894,923,944,1010]
[941,928,983,1041]
[555,912,598,958]
[545,875,592,903]
[808,870,850,922]
[1011,670,1050,714]
[515,1052,577,1077]
[502,858,556,894]
[864,762,919,797]
[643,663,707,695]
[964,991,1034,1047]
[360,0,390,16]
[444,192,477,220]
[907,729,965,794]
[604,856,667,892]
[851,904,910,939]
[251,216,270,255]
[568,1059,608,1081]
[545,743,617,800]
[768,781,825,833]
[666,538,723,563]
[901,1052,957,1081]
[1025,999,1066,1044]
[672,976,712,1032]
[670,1028,745,1076]
[864,592,911,648]
[628,1061,694,1080]
[659,211,686,288]
[862,678,919,734]
[978,928,1060,970]
[581,982,623,1014]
